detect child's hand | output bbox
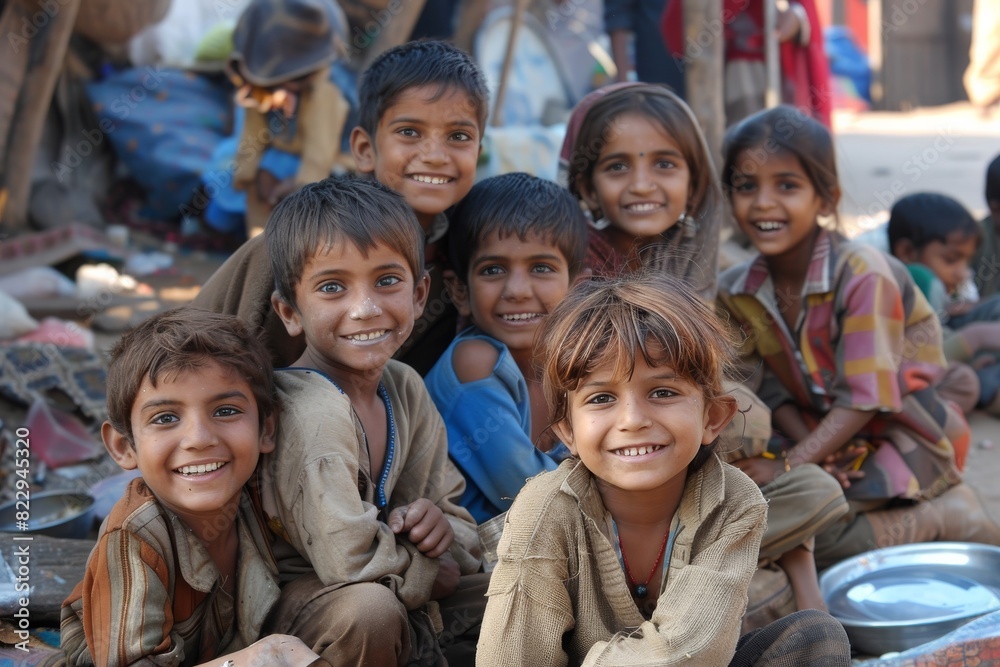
[430,553,461,600]
[821,443,868,489]
[732,456,787,486]
[388,498,454,557]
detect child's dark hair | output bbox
[887,192,979,252]
[722,105,840,213]
[538,273,738,472]
[106,308,276,446]
[567,83,721,225]
[447,172,589,280]
[267,175,424,307]
[358,40,489,137]
[987,154,1000,205]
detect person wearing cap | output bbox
[228,0,351,237]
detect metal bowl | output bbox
[820,542,1000,656]
[0,491,96,539]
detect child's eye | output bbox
[656,159,676,169]
[319,282,345,294]
[586,393,615,405]
[733,181,757,193]
[376,275,402,287]
[151,413,178,425]
[531,264,556,274]
[605,162,628,172]
[397,128,419,138]
[651,388,677,399]
[479,265,505,276]
[214,406,243,418]
[451,131,473,142]
[778,181,799,191]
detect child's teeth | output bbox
[348,330,387,341]
[502,313,539,321]
[756,221,783,231]
[412,175,449,184]
[616,445,661,457]
[628,203,659,212]
[178,462,224,475]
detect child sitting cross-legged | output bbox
[259,175,485,666]
[424,172,588,524]
[478,274,850,665]
[60,309,320,667]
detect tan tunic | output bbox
[478,455,766,667]
[260,361,481,610]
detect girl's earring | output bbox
[587,209,611,230]
[679,210,697,238]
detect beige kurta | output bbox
[478,455,766,667]
[259,361,481,611]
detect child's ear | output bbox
[103,421,138,471]
[819,187,841,217]
[893,238,918,264]
[575,174,600,215]
[258,413,276,454]
[412,271,431,320]
[551,419,577,456]
[702,395,738,445]
[271,291,304,337]
[350,126,376,174]
[443,270,472,318]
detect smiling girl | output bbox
[717,106,1000,570]
[565,83,722,299]
[477,274,850,666]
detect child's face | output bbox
[730,149,833,259]
[553,352,732,495]
[578,112,691,240]
[915,231,977,295]
[273,240,429,381]
[351,85,482,229]
[105,360,275,527]
[452,230,572,357]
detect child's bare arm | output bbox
[787,407,875,473]
[772,403,812,442]
[388,498,454,557]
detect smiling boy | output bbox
[60,309,320,667]
[424,173,588,523]
[193,40,488,375]
[258,176,484,666]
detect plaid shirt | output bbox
[718,231,962,501]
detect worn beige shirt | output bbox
[478,455,766,667]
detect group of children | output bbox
[45,33,1000,667]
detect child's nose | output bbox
[349,292,383,319]
[419,138,448,165]
[628,165,655,192]
[616,398,652,430]
[181,417,220,449]
[502,271,531,300]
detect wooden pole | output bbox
[490,0,530,127]
[0,0,82,236]
[682,0,725,162]
[764,0,780,107]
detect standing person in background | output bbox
[661,0,831,127]
[605,0,685,95]
[965,0,1000,114]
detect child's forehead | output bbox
[307,238,414,275]
[135,360,252,408]
[472,228,567,258]
[381,84,483,129]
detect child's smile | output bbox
[275,240,428,382]
[581,112,691,243]
[730,150,832,260]
[556,355,719,495]
[113,361,274,527]
[460,231,572,358]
